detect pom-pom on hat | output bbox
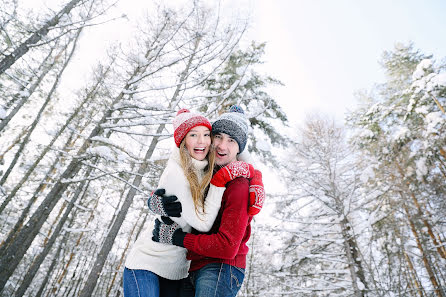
[173,109,212,147]
[212,105,249,153]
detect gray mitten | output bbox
[152,217,186,247]
[147,189,182,217]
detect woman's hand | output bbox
[152,216,186,247]
[147,189,182,217]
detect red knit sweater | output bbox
[183,177,252,271]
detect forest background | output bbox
[0,0,445,296]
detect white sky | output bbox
[245,0,446,125]
[29,0,446,125]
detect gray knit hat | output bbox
[212,105,249,153]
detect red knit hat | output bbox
[173,109,212,147]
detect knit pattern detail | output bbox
[212,105,248,152]
[210,161,253,187]
[148,192,168,217]
[224,161,252,179]
[249,185,265,211]
[157,220,180,245]
[173,109,211,147]
[229,105,244,113]
[248,169,264,215]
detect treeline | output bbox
[242,44,446,297]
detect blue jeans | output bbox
[123,268,181,297]
[179,263,245,297]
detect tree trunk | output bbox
[340,216,365,297]
[0,28,82,185]
[13,177,91,297]
[0,127,28,168]
[0,0,84,74]
[106,211,148,296]
[78,35,201,296]
[0,48,56,133]
[0,129,75,254]
[0,96,120,292]
[0,37,162,291]
[402,201,445,297]
[408,190,446,259]
[78,125,164,297]
[396,162,446,260]
[34,232,67,297]
[55,182,101,286]
[0,58,113,214]
[404,252,426,297]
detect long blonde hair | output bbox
[179,140,215,214]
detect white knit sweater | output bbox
[125,146,225,280]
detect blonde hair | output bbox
[179,140,215,214]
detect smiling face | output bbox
[212,132,239,166]
[184,126,212,161]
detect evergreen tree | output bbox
[348,43,446,297]
[199,42,288,163]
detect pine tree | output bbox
[348,43,446,297]
[199,42,288,163]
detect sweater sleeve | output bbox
[157,159,224,233]
[181,184,225,232]
[183,178,250,259]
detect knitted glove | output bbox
[248,169,265,215]
[211,161,255,187]
[152,216,186,247]
[147,189,182,217]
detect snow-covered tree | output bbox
[247,115,373,297]
[348,43,446,297]
[199,42,288,163]
[0,1,289,296]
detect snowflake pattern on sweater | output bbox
[224,161,252,180]
[249,185,265,212]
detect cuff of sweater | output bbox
[183,233,196,250]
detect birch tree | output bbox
[0,0,112,134]
[0,29,83,186]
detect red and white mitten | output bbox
[211,161,254,187]
[248,169,265,216]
